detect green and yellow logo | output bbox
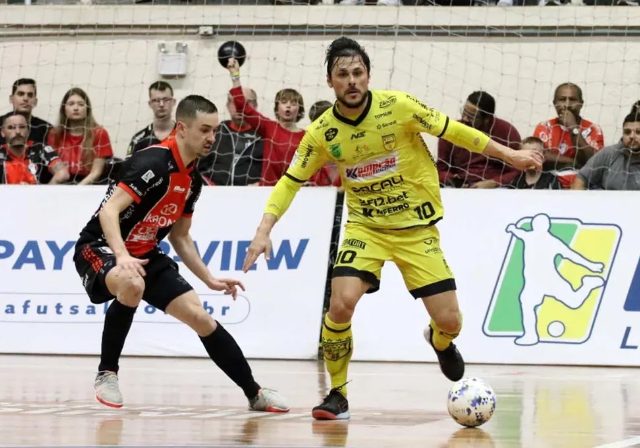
[483,214,621,345]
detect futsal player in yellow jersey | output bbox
[240,37,543,420]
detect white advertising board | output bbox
[347,189,640,366]
[0,185,337,359]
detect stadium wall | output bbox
[1,186,639,366]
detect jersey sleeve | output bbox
[401,93,490,153]
[285,131,329,183]
[576,148,607,188]
[183,173,203,217]
[41,144,62,172]
[116,149,164,203]
[533,123,551,149]
[230,86,272,135]
[94,127,114,159]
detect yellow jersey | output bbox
[265,90,490,229]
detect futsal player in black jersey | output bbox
[74,95,288,412]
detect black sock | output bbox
[98,300,137,373]
[200,322,260,399]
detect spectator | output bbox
[533,82,604,172]
[571,113,640,190]
[630,100,640,116]
[438,90,521,188]
[47,87,114,185]
[0,78,52,147]
[308,100,332,122]
[198,88,263,185]
[225,59,336,186]
[508,137,561,190]
[127,81,176,156]
[0,112,69,184]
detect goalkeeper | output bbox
[242,37,543,421]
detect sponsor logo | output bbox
[345,156,397,180]
[361,202,409,218]
[382,134,396,151]
[173,186,186,193]
[358,191,408,207]
[374,110,392,120]
[44,145,55,153]
[325,128,338,142]
[329,144,342,159]
[350,175,404,193]
[298,145,314,168]
[483,214,621,346]
[343,238,367,250]
[351,131,366,140]
[379,96,397,109]
[377,121,397,130]
[160,203,179,216]
[141,170,155,183]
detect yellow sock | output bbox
[321,314,352,396]
[430,315,462,351]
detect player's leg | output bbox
[313,223,383,420]
[392,226,464,381]
[147,259,288,413]
[74,242,146,408]
[420,290,464,381]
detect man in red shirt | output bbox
[437,91,522,188]
[533,82,604,171]
[0,112,69,184]
[225,59,337,187]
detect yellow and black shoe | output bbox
[425,325,465,381]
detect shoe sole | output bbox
[261,406,290,413]
[96,394,123,409]
[312,409,350,420]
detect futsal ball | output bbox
[447,377,496,427]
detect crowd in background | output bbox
[1,77,639,191]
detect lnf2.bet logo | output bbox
[483,214,621,346]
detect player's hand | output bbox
[506,224,516,233]
[509,149,543,172]
[207,277,245,300]
[115,254,149,277]
[590,262,605,274]
[242,233,272,273]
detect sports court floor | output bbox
[1,355,638,447]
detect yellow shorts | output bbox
[332,222,456,298]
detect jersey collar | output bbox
[166,136,193,174]
[332,91,372,127]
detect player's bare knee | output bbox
[328,294,357,322]
[187,306,216,336]
[117,277,145,307]
[435,310,462,333]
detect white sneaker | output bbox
[249,388,289,413]
[94,371,123,408]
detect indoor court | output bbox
[1,355,639,447]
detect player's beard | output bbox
[337,90,368,110]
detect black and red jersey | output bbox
[78,137,203,257]
[0,142,62,184]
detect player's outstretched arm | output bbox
[169,217,244,300]
[242,213,278,273]
[99,186,148,276]
[483,139,543,172]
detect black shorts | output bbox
[73,241,193,311]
